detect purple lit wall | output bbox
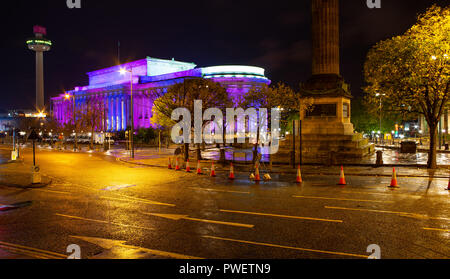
[51,58,271,133]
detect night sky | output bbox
[0,0,447,112]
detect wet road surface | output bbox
[0,146,449,259]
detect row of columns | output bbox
[54,90,155,132]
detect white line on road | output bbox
[55,213,155,231]
[293,195,394,203]
[143,212,254,228]
[202,235,367,258]
[100,196,175,207]
[189,187,250,194]
[325,206,450,221]
[220,209,342,223]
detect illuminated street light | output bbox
[375,93,386,134]
[64,93,78,151]
[119,68,135,159]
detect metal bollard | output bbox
[376,151,383,167]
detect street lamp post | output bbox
[120,68,134,159]
[65,93,77,151]
[376,93,386,143]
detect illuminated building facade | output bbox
[51,57,271,132]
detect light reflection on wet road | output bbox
[0,146,449,259]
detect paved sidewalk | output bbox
[0,160,52,189]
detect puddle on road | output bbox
[0,201,32,212]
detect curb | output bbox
[0,178,52,189]
[116,157,449,179]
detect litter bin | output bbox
[400,141,417,153]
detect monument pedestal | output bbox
[299,75,374,164]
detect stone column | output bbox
[311,0,340,76]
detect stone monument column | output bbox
[296,0,374,163]
[312,0,340,76]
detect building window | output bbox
[343,103,349,118]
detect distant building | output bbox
[0,115,15,132]
[0,109,39,132]
[51,57,271,132]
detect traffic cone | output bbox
[210,162,216,177]
[196,161,202,175]
[186,159,191,172]
[338,166,346,185]
[388,167,399,188]
[446,173,450,190]
[254,164,261,182]
[296,165,302,184]
[175,157,180,171]
[229,163,235,180]
[168,157,172,169]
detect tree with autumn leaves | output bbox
[364,5,449,168]
[151,78,232,160]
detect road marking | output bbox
[144,212,254,228]
[0,240,67,259]
[293,195,393,203]
[423,227,450,232]
[35,189,71,195]
[0,244,49,259]
[101,184,137,191]
[110,193,176,206]
[341,190,423,198]
[325,206,450,221]
[202,235,367,258]
[70,235,202,259]
[220,209,342,223]
[189,187,250,194]
[100,196,175,207]
[55,213,155,231]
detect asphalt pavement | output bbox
[0,144,449,259]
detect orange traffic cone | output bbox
[446,173,450,190]
[196,161,202,175]
[389,167,399,188]
[175,157,180,171]
[168,158,172,169]
[254,164,261,182]
[296,165,302,183]
[210,162,216,177]
[186,159,191,172]
[229,163,235,180]
[338,166,346,185]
